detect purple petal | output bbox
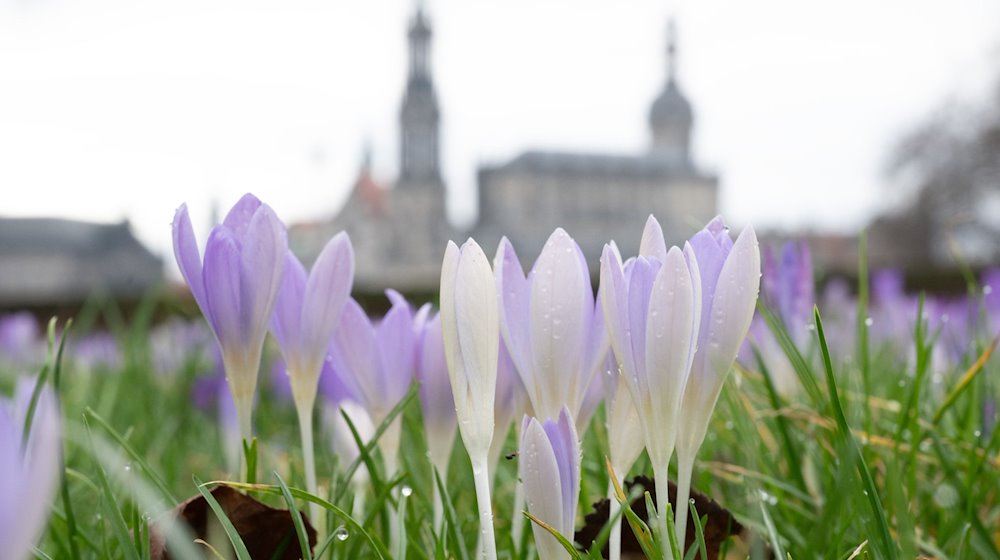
[494,237,533,393]
[221,193,263,239]
[329,299,378,409]
[238,204,287,347]
[626,257,660,385]
[270,250,308,353]
[376,296,417,404]
[300,233,354,366]
[172,204,208,314]
[600,243,636,387]
[202,227,243,346]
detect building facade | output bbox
[291,11,718,292]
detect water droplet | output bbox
[933,484,958,508]
[334,526,350,541]
[864,317,874,327]
[985,286,993,295]
[807,323,816,331]
[401,486,413,497]
[124,464,132,473]
[974,429,982,438]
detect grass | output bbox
[4,276,1000,560]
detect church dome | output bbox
[649,79,693,129]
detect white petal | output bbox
[643,246,695,467]
[520,418,565,560]
[530,228,588,420]
[454,239,499,452]
[638,215,668,262]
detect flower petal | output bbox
[329,298,378,410]
[202,226,243,347]
[520,416,565,560]
[494,237,533,396]
[171,204,208,314]
[376,295,417,406]
[529,228,589,419]
[238,203,287,347]
[222,193,263,239]
[642,246,695,465]
[639,214,668,262]
[270,250,308,355]
[301,232,354,367]
[454,239,499,450]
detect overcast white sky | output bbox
[1,0,999,263]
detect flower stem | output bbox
[296,399,320,524]
[471,455,498,560]
[674,454,695,558]
[654,462,673,560]
[607,479,623,560]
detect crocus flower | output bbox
[0,312,42,368]
[520,407,581,560]
[675,216,760,550]
[600,217,701,556]
[495,230,608,425]
[328,291,417,480]
[742,241,815,396]
[1,383,62,560]
[173,193,287,443]
[270,233,353,505]
[414,309,459,531]
[441,239,500,560]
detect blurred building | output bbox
[0,218,163,308]
[474,20,717,264]
[291,11,717,292]
[291,8,451,292]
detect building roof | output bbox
[485,149,703,179]
[0,217,163,306]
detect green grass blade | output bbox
[86,419,141,560]
[814,306,897,560]
[84,407,177,503]
[434,466,470,560]
[274,472,313,560]
[207,480,390,560]
[193,477,252,560]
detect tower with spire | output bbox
[649,19,694,166]
[399,6,442,185]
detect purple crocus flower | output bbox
[269,234,353,506]
[1,383,62,560]
[0,313,42,368]
[520,407,581,560]
[415,311,457,479]
[675,216,760,550]
[742,241,816,396]
[328,291,418,478]
[495,229,608,424]
[270,234,354,411]
[172,193,287,443]
[600,216,701,555]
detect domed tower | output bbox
[399,6,441,185]
[649,19,694,167]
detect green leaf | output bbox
[193,477,253,560]
[274,472,313,560]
